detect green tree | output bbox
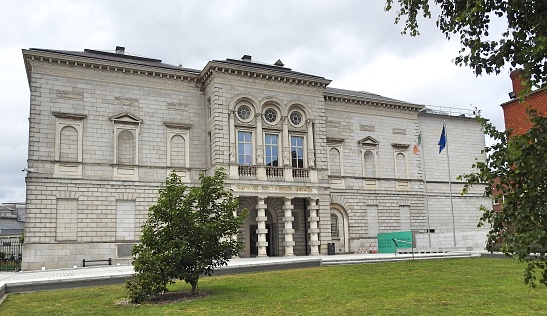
[384,0,547,89]
[459,110,547,287]
[126,169,247,303]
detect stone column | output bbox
[256,196,268,257]
[308,198,320,255]
[282,116,293,181]
[283,197,295,256]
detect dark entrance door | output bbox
[249,224,277,257]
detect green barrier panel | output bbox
[377,231,413,253]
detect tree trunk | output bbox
[191,281,198,295]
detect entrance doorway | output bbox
[249,223,277,256]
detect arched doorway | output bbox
[330,205,350,253]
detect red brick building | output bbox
[501,69,547,136]
[492,70,547,212]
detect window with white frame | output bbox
[264,133,279,166]
[238,131,253,165]
[290,135,304,168]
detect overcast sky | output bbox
[1,0,512,203]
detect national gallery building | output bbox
[21,47,489,270]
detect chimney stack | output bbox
[510,69,526,95]
[241,55,252,61]
[115,46,125,54]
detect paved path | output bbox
[0,251,480,299]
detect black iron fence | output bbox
[0,238,22,271]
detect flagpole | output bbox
[420,132,432,248]
[444,121,457,248]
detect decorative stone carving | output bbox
[307,152,315,167]
[283,151,290,165]
[392,128,406,135]
[56,90,83,101]
[326,120,341,128]
[360,125,375,132]
[167,102,189,111]
[114,97,139,107]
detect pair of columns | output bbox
[255,197,320,257]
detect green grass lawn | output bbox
[1,258,546,315]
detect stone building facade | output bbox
[21,47,489,270]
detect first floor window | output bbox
[265,133,279,166]
[290,136,304,168]
[238,131,252,165]
[331,214,339,238]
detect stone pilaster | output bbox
[306,119,315,168]
[282,116,293,181]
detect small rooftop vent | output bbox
[115,46,125,54]
[274,59,284,67]
[241,55,252,61]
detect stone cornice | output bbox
[200,60,332,89]
[52,112,87,120]
[22,49,200,87]
[163,122,192,130]
[324,94,423,113]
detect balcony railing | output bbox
[266,166,284,178]
[236,165,310,179]
[238,165,257,177]
[292,168,309,179]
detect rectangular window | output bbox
[238,131,252,165]
[264,133,279,166]
[290,136,304,168]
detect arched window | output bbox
[170,135,186,167]
[329,148,341,176]
[364,150,376,177]
[117,130,135,165]
[59,126,78,162]
[331,214,339,238]
[396,153,406,179]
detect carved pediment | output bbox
[358,136,379,146]
[110,113,142,125]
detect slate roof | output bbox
[325,87,424,108]
[208,58,330,82]
[28,48,201,74]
